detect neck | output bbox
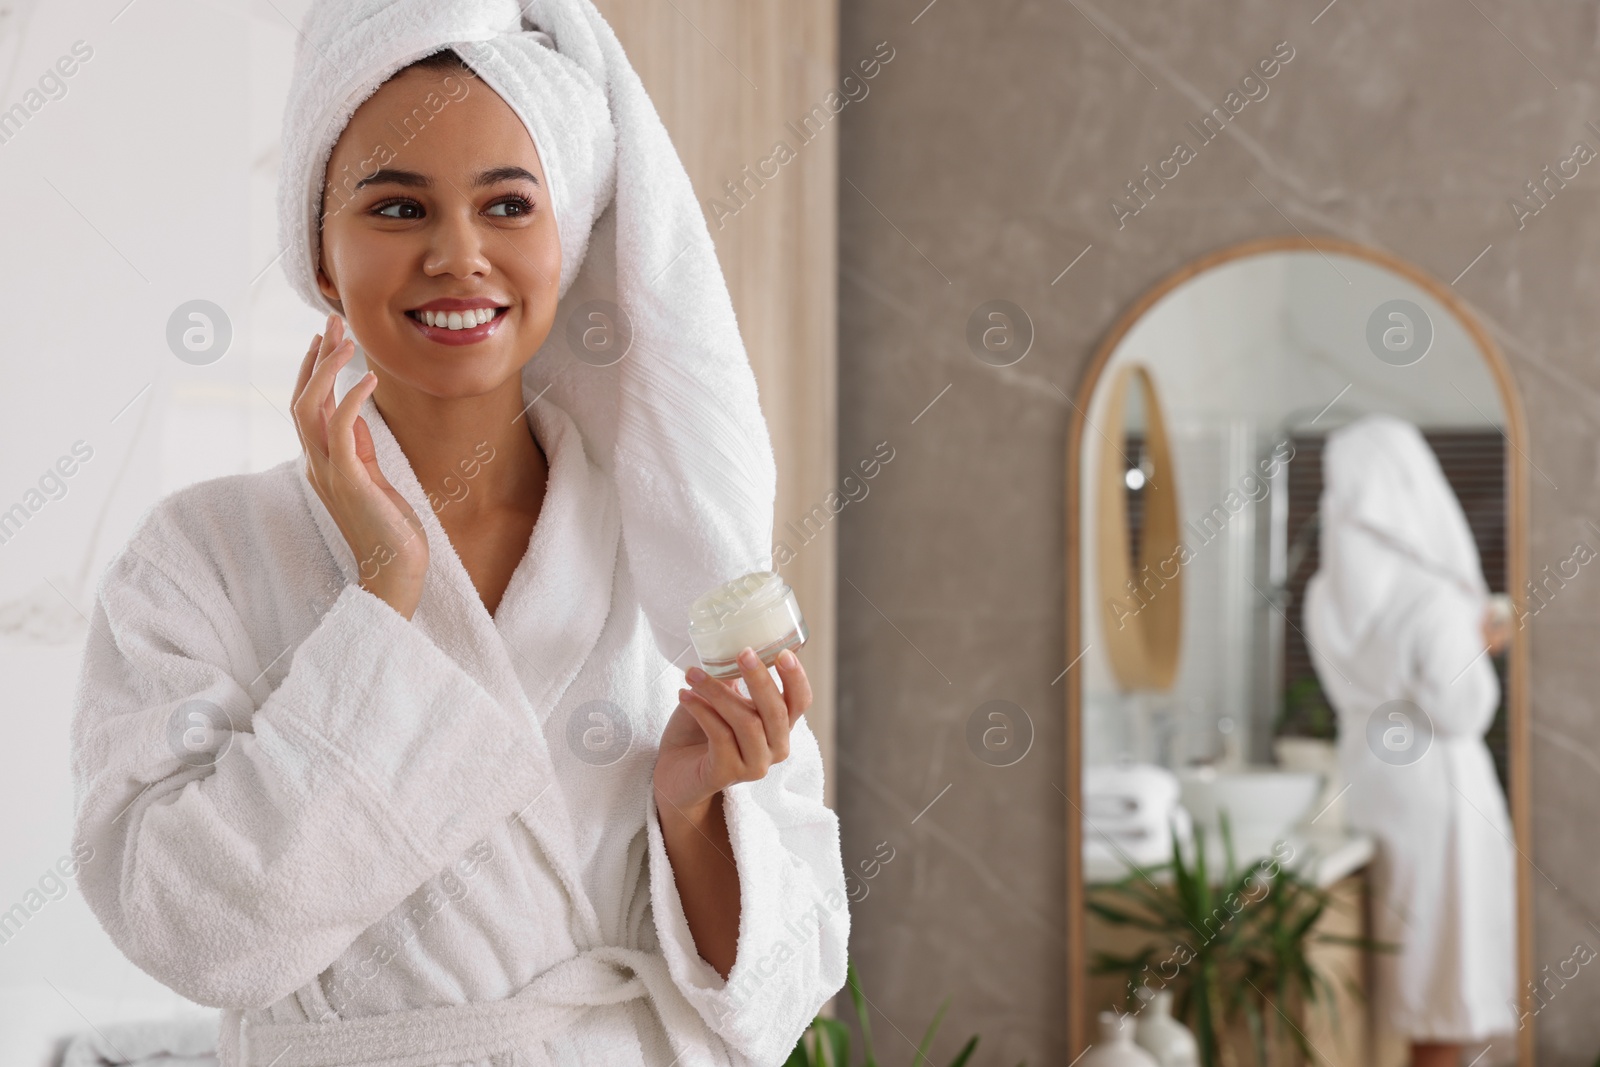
[372,371,547,520]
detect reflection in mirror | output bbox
[1096,364,1182,693]
[1071,243,1525,1067]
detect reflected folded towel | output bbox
[61,1015,219,1067]
[1084,805,1193,869]
[1083,762,1189,868]
[1084,762,1180,832]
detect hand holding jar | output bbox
[652,571,811,818]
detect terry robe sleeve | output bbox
[1408,587,1501,741]
[644,709,849,1066]
[68,518,546,1010]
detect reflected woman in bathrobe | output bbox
[68,3,848,1066]
[1303,415,1516,1067]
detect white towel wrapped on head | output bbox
[276,0,779,661]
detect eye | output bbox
[372,198,423,220]
[486,194,536,218]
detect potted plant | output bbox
[786,957,1026,1067]
[1274,677,1336,743]
[1273,677,1343,828]
[1086,816,1389,1067]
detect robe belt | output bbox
[238,945,678,1067]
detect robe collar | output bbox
[295,369,623,938]
[297,367,621,719]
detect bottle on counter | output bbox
[1081,1010,1158,1067]
[1134,990,1199,1067]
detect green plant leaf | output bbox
[798,955,998,1067]
[914,997,950,1065]
[784,1033,812,1067]
[1313,932,1394,952]
[1218,810,1240,885]
[945,1034,979,1067]
[1085,900,1164,928]
[844,958,877,1067]
[812,1017,850,1067]
[1091,870,1193,927]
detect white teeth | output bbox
[419,308,496,329]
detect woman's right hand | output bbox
[292,312,429,620]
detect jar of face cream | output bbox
[688,570,809,679]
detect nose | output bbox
[422,203,493,280]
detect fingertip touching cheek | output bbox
[313,57,562,400]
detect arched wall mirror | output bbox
[1064,236,1532,1066]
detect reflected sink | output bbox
[1177,766,1322,841]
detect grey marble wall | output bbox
[836,1,1600,1064]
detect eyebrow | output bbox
[353,165,541,191]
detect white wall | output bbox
[0,1,323,1058]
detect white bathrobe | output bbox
[68,378,849,1067]
[1303,415,1516,1042]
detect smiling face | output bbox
[314,55,562,400]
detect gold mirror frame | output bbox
[1063,235,1534,1064]
[1095,364,1183,690]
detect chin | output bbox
[426,364,526,400]
[376,348,525,401]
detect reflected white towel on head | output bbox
[275,0,778,662]
[1304,414,1487,666]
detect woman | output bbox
[1303,415,1516,1067]
[67,2,848,1065]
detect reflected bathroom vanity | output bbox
[1064,237,1533,1065]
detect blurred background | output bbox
[3,1,1600,1065]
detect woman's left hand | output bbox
[1481,604,1512,656]
[653,647,812,819]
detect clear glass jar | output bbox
[688,569,809,679]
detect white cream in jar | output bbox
[688,569,808,679]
